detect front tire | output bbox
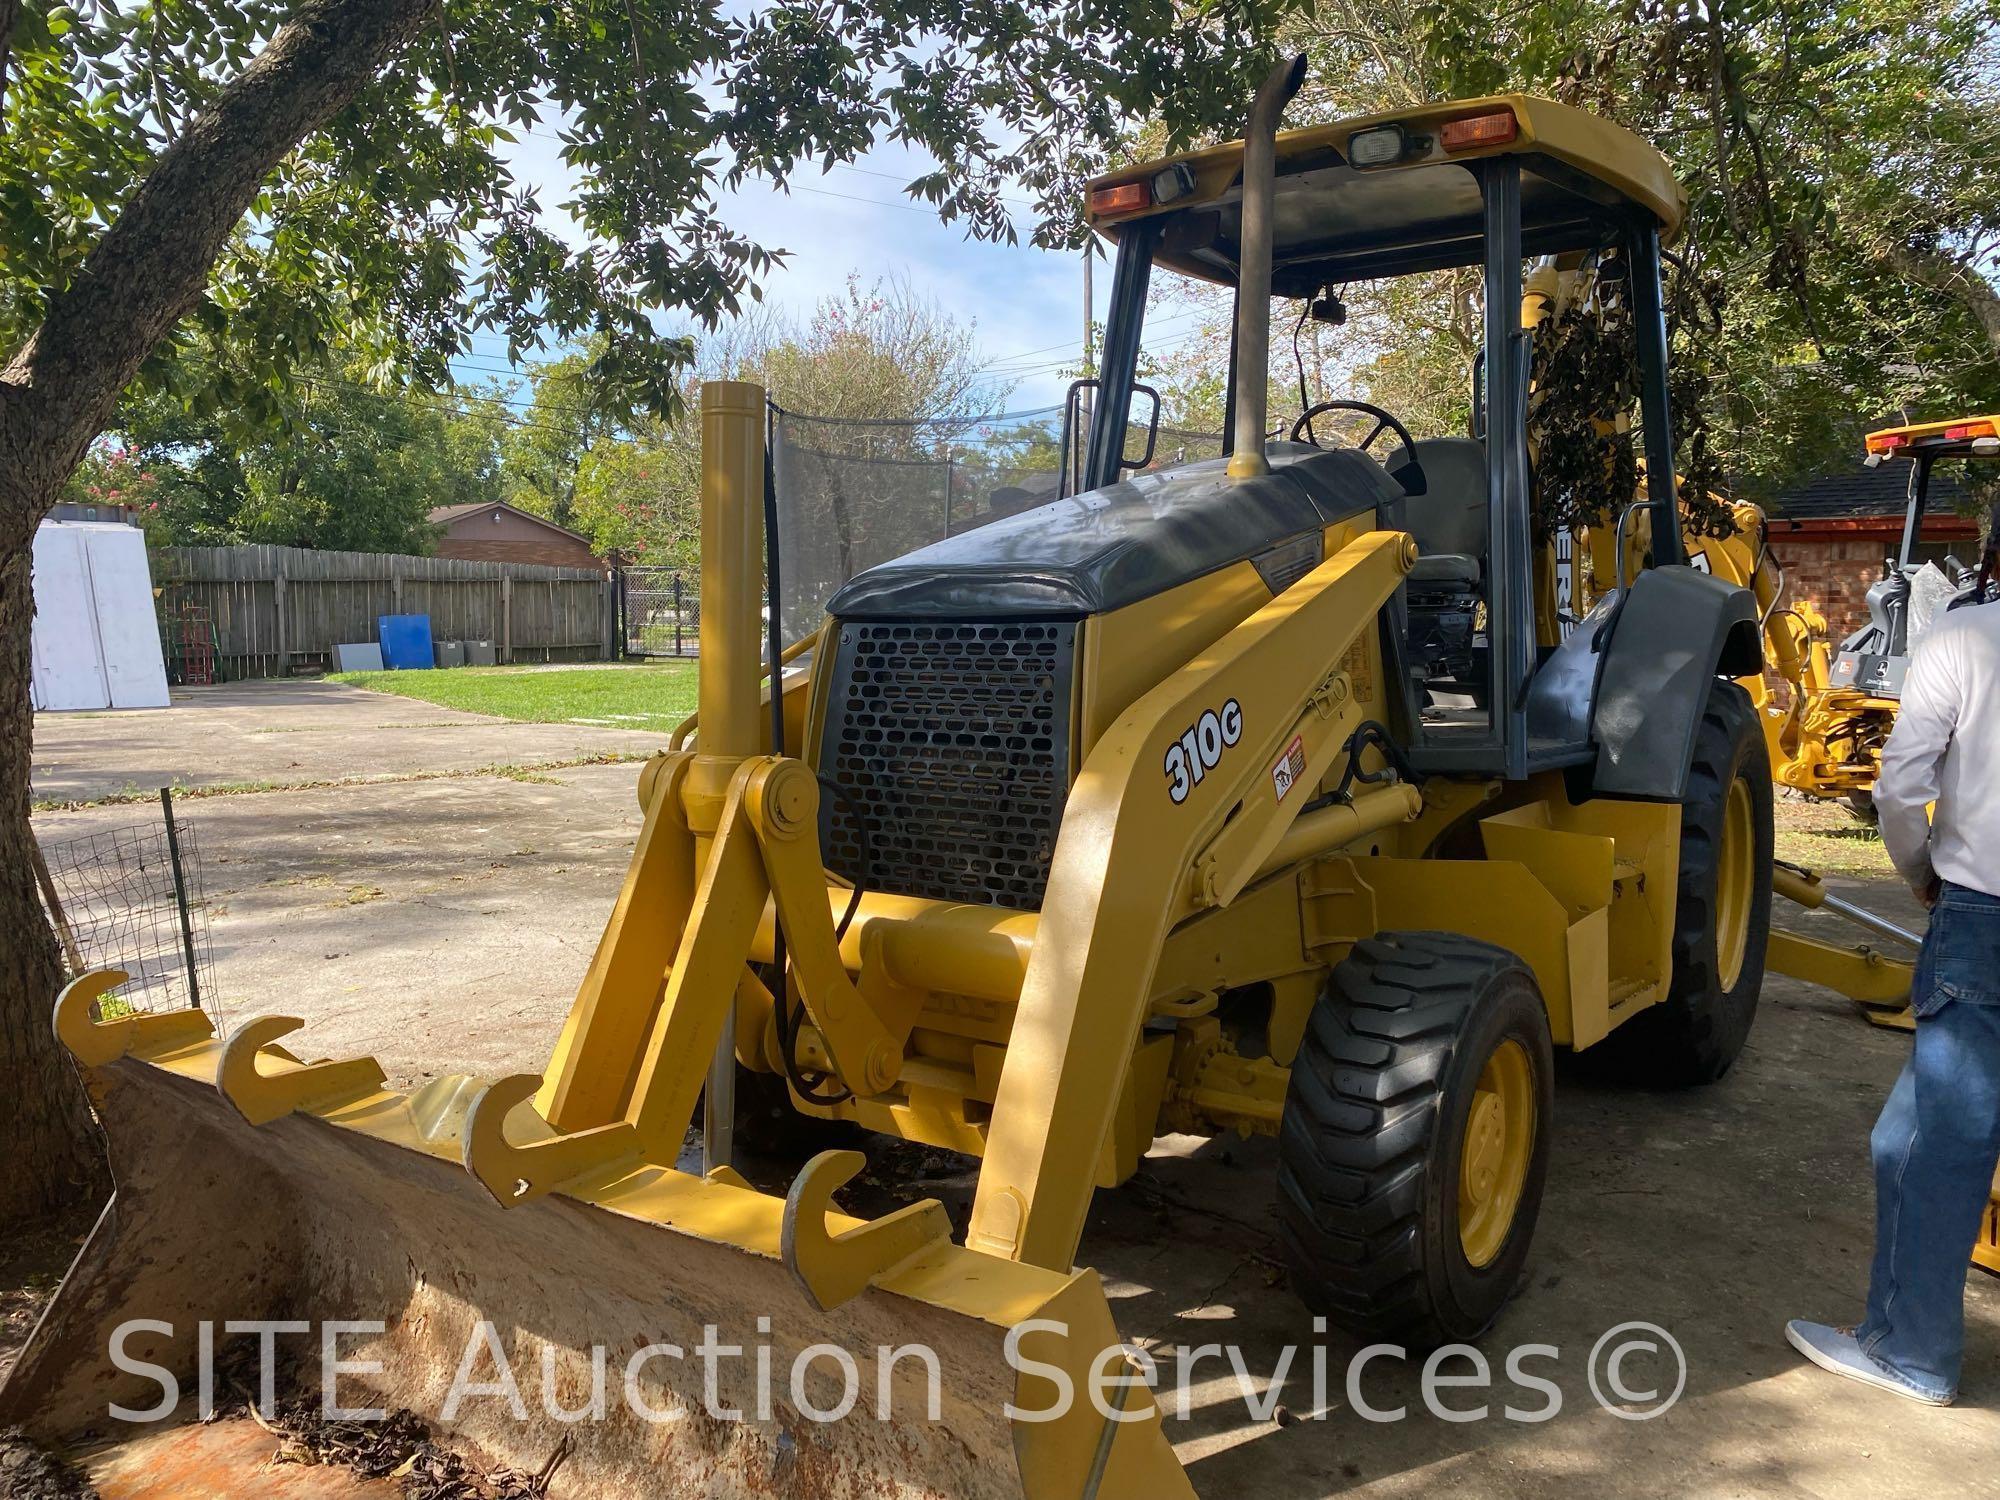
[1276,932,1554,1345]
[1604,679,1773,1084]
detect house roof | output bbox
[1769,462,1973,523]
[427,500,594,543]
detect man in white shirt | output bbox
[1787,523,2000,1405]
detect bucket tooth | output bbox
[216,1015,388,1126]
[780,1149,953,1311]
[4,1047,1195,1499]
[54,968,214,1068]
[460,1072,645,1206]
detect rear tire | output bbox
[1276,932,1554,1345]
[1845,789,1879,825]
[1602,679,1773,1085]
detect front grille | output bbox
[819,619,1076,910]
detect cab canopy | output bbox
[1086,95,1686,291]
[1865,415,2000,462]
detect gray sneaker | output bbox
[1785,1320,1954,1406]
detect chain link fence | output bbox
[33,789,222,1028]
[620,567,702,658]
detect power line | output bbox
[447,356,530,377]
[292,375,595,442]
[783,181,944,216]
[973,309,1211,377]
[818,160,1036,211]
[975,318,1225,386]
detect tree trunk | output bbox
[0,0,440,1225]
[0,0,20,90]
[0,546,108,1222]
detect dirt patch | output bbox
[253,1397,560,1499]
[31,679,670,807]
[30,751,649,813]
[0,1206,97,1387]
[0,1429,96,1500]
[28,762,649,1088]
[1774,791,1895,875]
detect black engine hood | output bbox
[825,443,1401,619]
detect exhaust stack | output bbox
[1227,54,1309,480]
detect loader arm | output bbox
[968,527,1419,1269]
[489,749,934,1194]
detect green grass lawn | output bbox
[1773,792,1894,877]
[323,664,1902,870]
[328,662,699,730]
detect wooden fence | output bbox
[152,544,614,680]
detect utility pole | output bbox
[1077,246,1095,494]
[1082,246,1095,376]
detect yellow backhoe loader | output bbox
[1761,415,1998,818]
[3,61,1932,1497]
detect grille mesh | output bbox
[819,620,1076,910]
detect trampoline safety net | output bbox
[768,405,1221,641]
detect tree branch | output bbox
[0,0,441,527]
[1887,243,2000,369]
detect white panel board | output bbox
[81,525,171,708]
[30,524,109,711]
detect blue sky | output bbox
[451,124,1131,415]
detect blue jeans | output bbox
[1857,880,2000,1399]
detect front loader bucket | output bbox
[3,981,1192,1500]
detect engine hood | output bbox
[824,442,1401,620]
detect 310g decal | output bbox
[1164,699,1244,803]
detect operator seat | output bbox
[1387,438,1487,589]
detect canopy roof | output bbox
[1087,95,1686,293]
[1864,415,2000,461]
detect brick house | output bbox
[1763,463,1978,642]
[428,501,606,571]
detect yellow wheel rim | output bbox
[1458,1039,1535,1269]
[1715,776,1755,991]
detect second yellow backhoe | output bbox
[1760,416,1997,819]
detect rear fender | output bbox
[1589,567,1761,801]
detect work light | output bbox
[1152,163,1196,205]
[1347,124,1407,168]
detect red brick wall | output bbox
[1774,535,1895,642]
[435,536,606,570]
[1766,514,1980,644]
[433,507,606,571]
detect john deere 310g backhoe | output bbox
[5,59,1925,1499]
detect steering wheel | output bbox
[1290,399,1426,496]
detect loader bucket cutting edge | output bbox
[3,994,1195,1500]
